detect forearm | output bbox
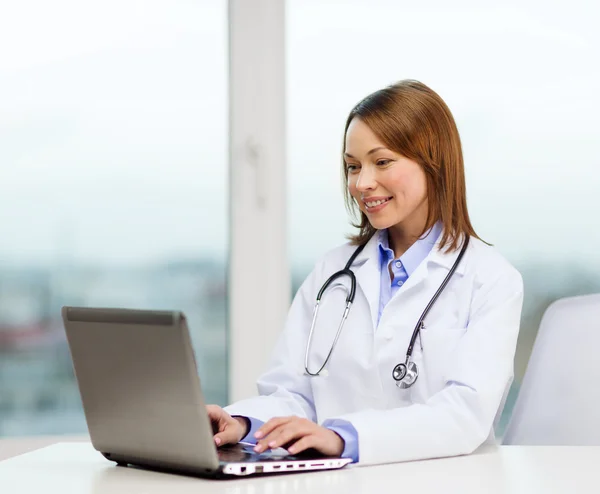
[337,381,504,465]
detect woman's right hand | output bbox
[206,404,248,447]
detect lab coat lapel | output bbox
[350,233,470,331]
[390,235,470,299]
[352,233,382,332]
[427,236,470,276]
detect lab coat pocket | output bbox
[417,325,467,395]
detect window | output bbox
[0,1,228,435]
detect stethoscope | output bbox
[304,235,470,388]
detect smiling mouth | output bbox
[364,197,392,208]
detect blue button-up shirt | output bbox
[377,222,442,325]
[240,223,442,462]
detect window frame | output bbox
[228,0,290,402]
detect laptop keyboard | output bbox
[217,444,290,463]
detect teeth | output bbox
[365,198,390,207]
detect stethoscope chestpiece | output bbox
[392,360,419,389]
[392,363,407,381]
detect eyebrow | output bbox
[343,147,388,159]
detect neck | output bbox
[387,207,429,258]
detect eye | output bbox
[376,159,392,167]
[345,163,360,173]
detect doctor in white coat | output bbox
[207,79,524,466]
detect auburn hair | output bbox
[342,79,483,251]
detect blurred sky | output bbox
[1,0,599,268]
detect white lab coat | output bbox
[225,233,524,466]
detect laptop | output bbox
[61,306,352,478]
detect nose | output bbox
[355,165,377,191]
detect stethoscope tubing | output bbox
[304,235,469,383]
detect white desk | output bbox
[0,435,89,461]
[1,441,599,494]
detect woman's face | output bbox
[345,117,428,233]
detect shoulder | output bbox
[319,230,384,267]
[297,241,363,292]
[321,241,359,264]
[464,236,523,292]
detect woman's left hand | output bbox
[253,416,344,456]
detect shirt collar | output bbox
[377,221,443,277]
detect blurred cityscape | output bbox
[0,259,227,436]
[1,257,599,437]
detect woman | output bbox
[207,80,524,466]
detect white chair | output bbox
[503,293,600,445]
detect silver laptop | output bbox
[62,307,352,478]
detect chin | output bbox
[364,210,405,230]
[366,218,396,230]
